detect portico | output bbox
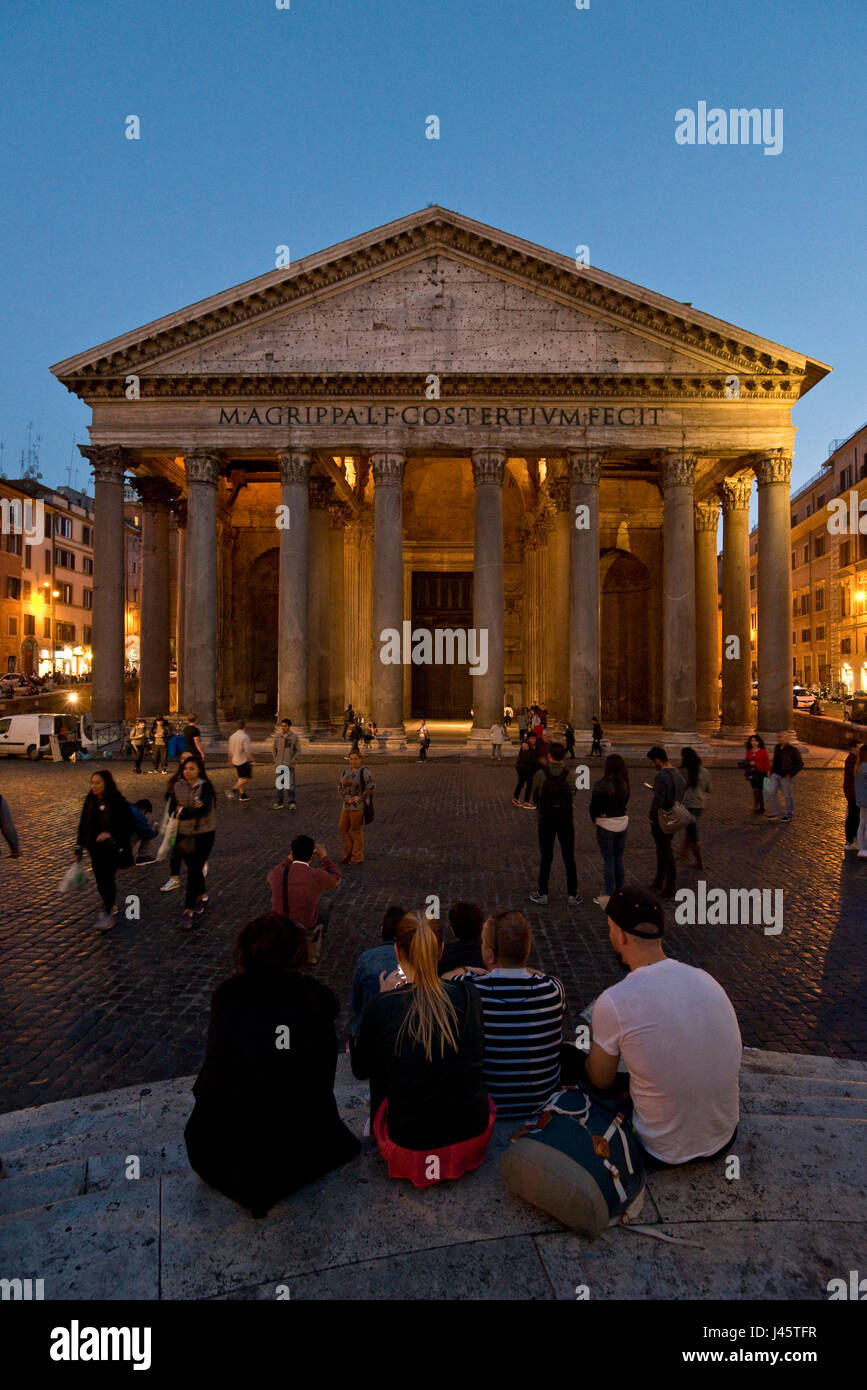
[51,206,829,744]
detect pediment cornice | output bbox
[51,206,830,398]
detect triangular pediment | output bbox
[51,206,830,397]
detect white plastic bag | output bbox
[156,811,180,862]
[59,860,87,892]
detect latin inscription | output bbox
[218,404,664,428]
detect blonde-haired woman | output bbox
[351,910,495,1185]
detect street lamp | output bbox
[42,581,60,674]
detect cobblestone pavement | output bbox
[1,755,865,1113]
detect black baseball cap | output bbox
[606,888,664,939]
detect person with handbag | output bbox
[337,749,374,864]
[744,734,771,815]
[678,747,711,871]
[266,834,341,965]
[75,770,135,932]
[646,746,688,899]
[167,754,217,930]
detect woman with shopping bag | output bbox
[75,770,135,932]
[166,754,217,930]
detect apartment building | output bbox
[749,418,867,692]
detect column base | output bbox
[719,724,756,742]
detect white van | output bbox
[0,713,74,759]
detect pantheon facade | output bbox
[52,207,829,743]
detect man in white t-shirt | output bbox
[583,886,741,1167]
[226,720,254,803]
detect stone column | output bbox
[661,452,698,738]
[694,498,721,731]
[307,476,334,735]
[276,451,311,730]
[547,473,572,726]
[370,453,406,742]
[182,450,221,737]
[755,449,794,738]
[469,449,506,744]
[328,500,351,726]
[568,449,602,734]
[719,475,754,737]
[173,500,187,714]
[79,444,129,723]
[136,477,173,718]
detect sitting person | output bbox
[266,834,341,964]
[438,901,485,976]
[582,887,741,1167]
[351,910,494,1185]
[184,914,360,1217]
[129,797,158,865]
[349,904,406,1036]
[446,911,566,1120]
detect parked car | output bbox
[843,691,867,725]
[793,686,822,714]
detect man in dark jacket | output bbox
[530,742,581,907]
[647,746,685,899]
[843,736,861,849]
[768,731,804,822]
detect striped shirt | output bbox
[470,969,566,1119]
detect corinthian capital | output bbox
[548,476,572,513]
[370,453,406,488]
[471,449,507,486]
[308,476,335,511]
[133,476,175,511]
[183,450,222,486]
[660,451,697,489]
[278,451,312,487]
[694,500,720,532]
[753,449,793,487]
[79,444,132,485]
[719,475,753,512]
[567,450,604,486]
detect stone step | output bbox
[0,1158,87,1216]
[740,1048,867,1083]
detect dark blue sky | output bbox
[2,0,864,491]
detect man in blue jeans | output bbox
[574,887,741,1169]
[272,718,300,810]
[767,730,804,822]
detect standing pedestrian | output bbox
[266,834,341,965]
[529,741,581,907]
[512,734,536,808]
[589,753,630,908]
[855,744,867,858]
[767,731,804,822]
[417,719,430,762]
[517,707,529,739]
[646,746,686,899]
[342,704,355,741]
[168,754,217,930]
[490,719,506,760]
[679,747,711,871]
[1,790,20,858]
[160,750,196,893]
[183,714,205,762]
[226,719,254,802]
[349,718,363,756]
[564,722,576,760]
[745,734,770,814]
[151,715,170,773]
[130,718,149,773]
[75,770,135,932]
[591,716,603,758]
[338,749,375,864]
[272,717,300,810]
[843,735,861,851]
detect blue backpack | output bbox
[502,1086,646,1237]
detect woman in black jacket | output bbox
[512,735,537,808]
[351,910,493,1185]
[166,754,216,929]
[589,753,630,907]
[75,769,135,932]
[184,913,360,1217]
